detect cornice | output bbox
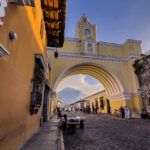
[65,37,81,42]
[108,93,132,101]
[99,41,123,48]
[108,91,141,101]
[7,0,35,7]
[48,51,140,62]
[64,37,141,48]
[124,39,142,45]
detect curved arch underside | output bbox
[54,63,124,97]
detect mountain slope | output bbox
[58,88,87,106]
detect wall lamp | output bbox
[9,32,17,40]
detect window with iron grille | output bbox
[30,57,45,115]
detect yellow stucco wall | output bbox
[55,39,141,58]
[84,91,141,117]
[49,55,139,94]
[0,1,49,150]
[48,45,142,116]
[85,91,107,113]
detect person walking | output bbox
[95,107,97,114]
[119,106,125,118]
[124,106,130,119]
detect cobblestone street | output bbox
[62,112,150,150]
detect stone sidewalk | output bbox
[18,115,61,150]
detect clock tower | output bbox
[74,15,97,41]
[74,15,97,54]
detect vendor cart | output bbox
[60,116,85,134]
[67,116,85,133]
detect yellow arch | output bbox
[53,62,124,96]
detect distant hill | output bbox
[58,88,87,106]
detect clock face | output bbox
[84,29,91,35]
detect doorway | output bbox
[42,84,50,122]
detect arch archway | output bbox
[53,62,124,98]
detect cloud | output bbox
[58,75,105,96]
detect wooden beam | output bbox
[42,6,60,12]
[46,28,61,32]
[44,18,61,23]
[47,34,60,39]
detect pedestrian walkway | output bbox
[18,115,61,150]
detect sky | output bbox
[58,75,105,96]
[58,0,150,98]
[65,0,150,53]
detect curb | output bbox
[60,129,65,150]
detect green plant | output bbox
[133,59,143,74]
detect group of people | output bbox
[83,107,91,113]
[118,106,130,118]
[83,106,100,114]
[57,106,149,120]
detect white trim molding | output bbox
[0,43,10,57]
[47,50,140,63]
[65,37,142,48]
[0,0,7,26]
[53,62,125,95]
[108,91,141,102]
[7,0,35,7]
[108,93,133,101]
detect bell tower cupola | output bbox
[74,14,97,41]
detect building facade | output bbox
[69,99,86,110]
[48,15,143,118]
[0,1,66,150]
[84,90,108,113]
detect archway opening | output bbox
[53,63,124,97]
[53,63,126,114]
[58,74,105,106]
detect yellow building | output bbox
[0,1,66,150]
[48,15,143,118]
[84,90,108,113]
